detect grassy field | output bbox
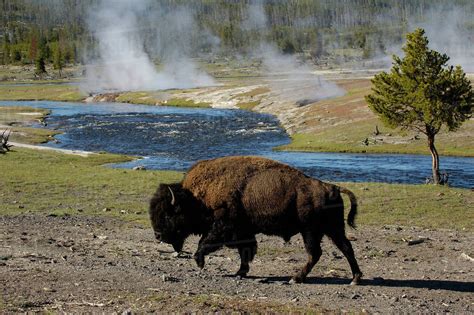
[279,79,474,156]
[0,148,183,225]
[1,148,472,231]
[0,84,85,102]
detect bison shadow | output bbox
[239,276,474,293]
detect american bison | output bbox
[150,156,362,285]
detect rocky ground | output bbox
[1,214,473,313]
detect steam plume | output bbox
[82,0,214,93]
[246,1,345,103]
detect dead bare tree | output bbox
[1,129,13,154]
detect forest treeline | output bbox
[1,0,473,69]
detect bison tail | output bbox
[339,187,358,229]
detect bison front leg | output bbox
[193,220,230,269]
[236,237,257,277]
[290,230,323,284]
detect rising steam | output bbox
[82,0,214,93]
[411,5,474,72]
[246,1,345,104]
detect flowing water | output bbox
[1,100,473,188]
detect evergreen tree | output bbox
[53,45,63,77]
[35,54,46,76]
[366,29,473,184]
[2,36,11,64]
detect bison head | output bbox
[149,183,194,252]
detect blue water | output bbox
[1,100,473,188]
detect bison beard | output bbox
[149,156,362,285]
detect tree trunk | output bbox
[428,136,441,185]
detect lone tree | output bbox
[366,28,473,184]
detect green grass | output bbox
[341,182,473,231]
[278,122,474,156]
[0,106,60,143]
[164,98,210,108]
[116,92,211,108]
[1,148,472,231]
[0,84,85,102]
[0,148,183,225]
[278,78,474,157]
[115,91,162,105]
[237,100,261,110]
[0,106,49,124]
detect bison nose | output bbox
[154,231,162,241]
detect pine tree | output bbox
[2,36,11,64]
[35,54,46,76]
[366,29,473,185]
[53,45,63,77]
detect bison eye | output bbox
[154,231,162,240]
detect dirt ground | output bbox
[1,214,473,313]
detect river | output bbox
[1,100,473,188]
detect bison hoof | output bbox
[194,253,205,269]
[350,273,362,285]
[235,269,249,277]
[289,276,304,284]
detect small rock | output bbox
[133,165,146,171]
[18,205,24,209]
[351,294,361,300]
[97,235,108,240]
[332,251,343,259]
[291,297,299,302]
[437,192,445,197]
[102,207,111,212]
[43,287,56,292]
[460,252,474,262]
[161,274,179,282]
[120,210,127,214]
[407,239,425,246]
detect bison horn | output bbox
[168,186,176,206]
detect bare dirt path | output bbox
[1,215,473,313]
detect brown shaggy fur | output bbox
[150,156,362,284]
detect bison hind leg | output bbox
[328,231,363,285]
[236,237,257,277]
